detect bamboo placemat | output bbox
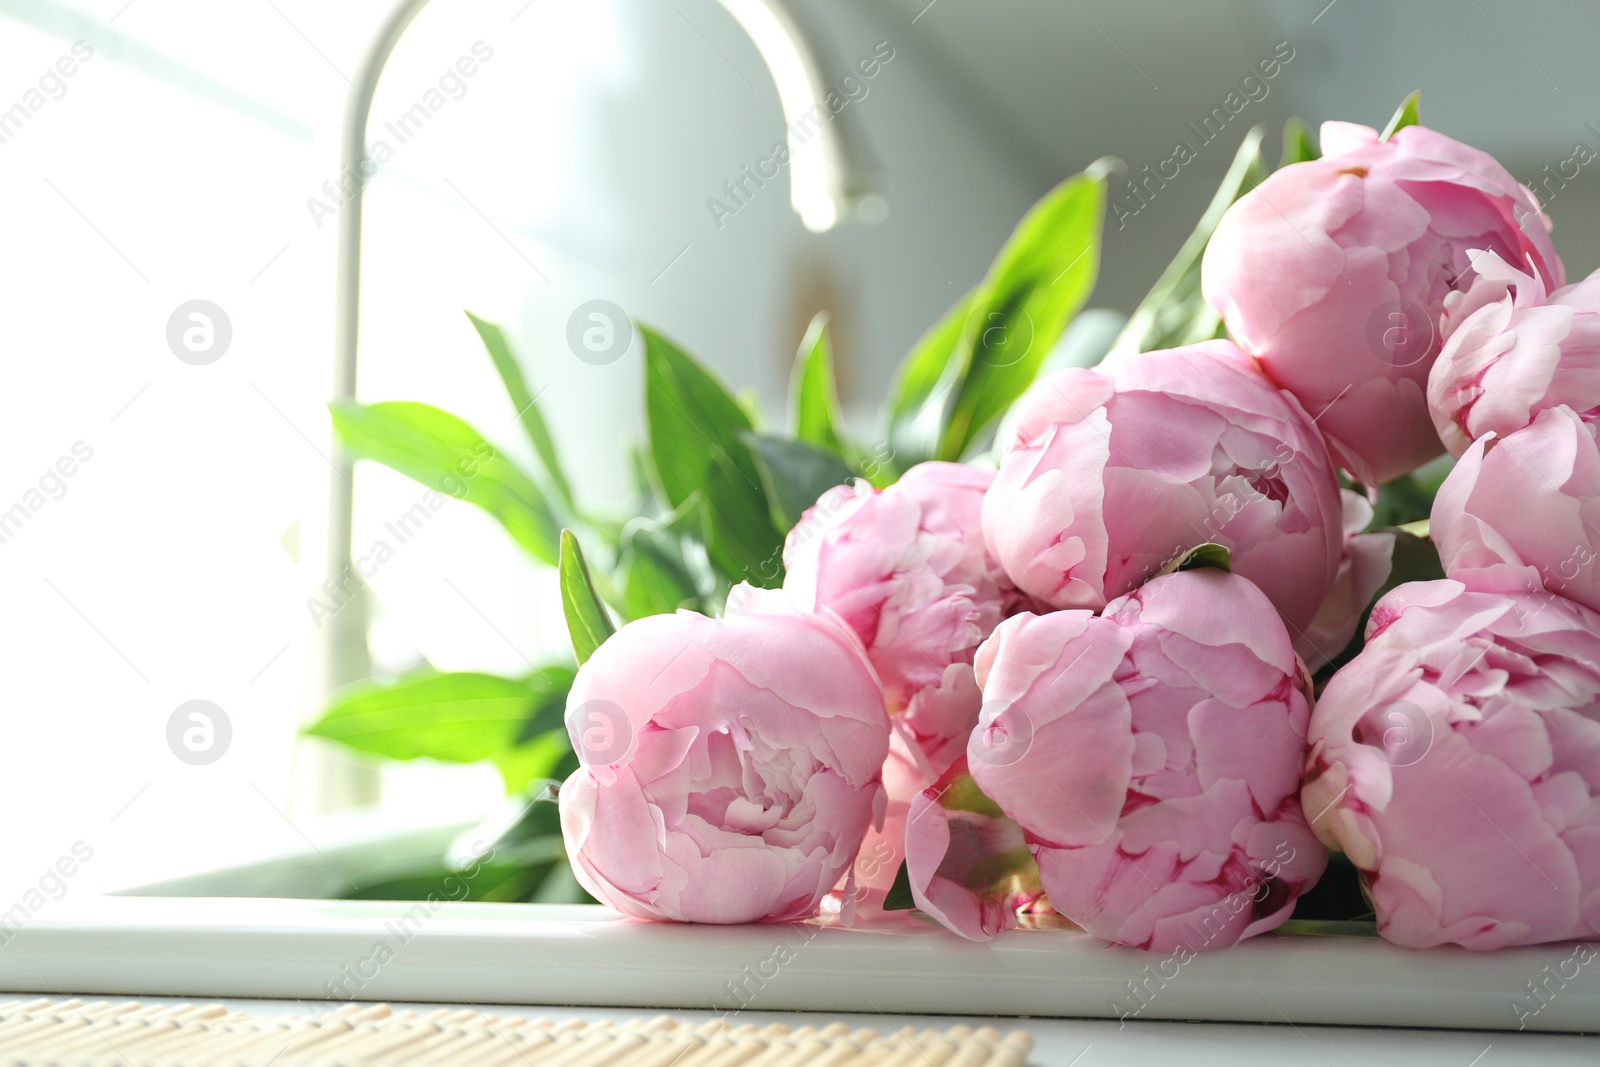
[0,999,1033,1066]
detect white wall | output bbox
[4,0,1599,900]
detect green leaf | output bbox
[1410,452,1457,499]
[625,438,664,519]
[329,400,560,567]
[551,745,581,782]
[491,730,573,794]
[744,434,856,532]
[883,165,1110,465]
[560,529,615,664]
[883,289,980,468]
[643,326,783,584]
[1114,128,1268,356]
[883,861,916,911]
[790,313,846,456]
[449,786,569,870]
[1280,117,1319,166]
[465,310,576,516]
[1377,529,1444,595]
[458,784,564,858]
[306,669,541,762]
[620,494,709,618]
[1380,91,1421,141]
[1169,542,1233,574]
[341,855,563,903]
[1368,472,1435,530]
[305,667,573,793]
[938,169,1106,460]
[512,667,575,743]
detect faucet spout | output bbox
[713,0,885,231]
[321,0,884,728]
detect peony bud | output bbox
[559,586,890,923]
[1204,121,1563,485]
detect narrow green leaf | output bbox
[560,529,615,664]
[938,170,1107,460]
[1380,91,1421,141]
[1280,117,1318,166]
[1114,128,1267,356]
[883,861,916,911]
[329,400,560,567]
[642,326,783,585]
[465,310,576,515]
[1171,542,1233,574]
[744,434,856,531]
[790,313,846,455]
[305,667,572,780]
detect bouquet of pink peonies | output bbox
[547,99,1600,953]
[316,95,1600,951]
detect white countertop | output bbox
[1,897,1596,1063]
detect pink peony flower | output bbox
[1303,575,1600,949]
[838,668,983,918]
[960,569,1327,951]
[1432,405,1600,616]
[558,586,890,924]
[903,757,1044,941]
[784,461,1020,715]
[1299,490,1397,671]
[783,461,1025,915]
[1429,251,1600,457]
[982,341,1343,637]
[1203,121,1563,486]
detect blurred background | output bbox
[3,0,1599,899]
